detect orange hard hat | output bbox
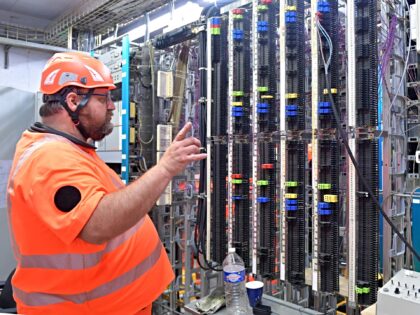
[40,52,116,95]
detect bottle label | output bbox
[224,269,245,283]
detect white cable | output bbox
[316,19,333,72]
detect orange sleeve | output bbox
[17,142,108,245]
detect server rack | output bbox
[228,6,252,269]
[253,0,278,279]
[354,0,379,307]
[282,0,307,298]
[208,16,229,265]
[313,2,340,312]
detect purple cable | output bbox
[380,15,397,83]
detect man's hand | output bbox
[158,122,207,178]
[80,122,206,244]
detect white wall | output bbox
[0,87,36,280]
[0,45,51,280]
[0,44,53,92]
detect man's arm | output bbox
[79,122,206,244]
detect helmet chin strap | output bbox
[60,89,93,140]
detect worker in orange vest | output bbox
[7,52,207,314]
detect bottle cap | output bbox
[228,248,236,253]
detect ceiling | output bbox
[0,0,86,29]
[0,0,170,47]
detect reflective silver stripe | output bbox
[14,241,163,307]
[6,193,19,259]
[8,134,74,260]
[11,134,66,180]
[20,217,145,269]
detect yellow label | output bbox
[324,194,338,203]
[286,93,298,99]
[130,102,136,118]
[130,128,135,144]
[323,88,338,95]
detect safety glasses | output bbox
[77,92,113,104]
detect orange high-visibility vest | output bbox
[7,130,174,314]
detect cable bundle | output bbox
[354,0,379,305]
[315,0,340,294]
[255,0,278,278]
[283,0,306,286]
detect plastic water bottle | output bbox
[223,248,251,314]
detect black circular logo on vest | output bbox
[54,186,81,212]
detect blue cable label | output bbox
[224,269,245,283]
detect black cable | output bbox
[324,69,420,262]
[195,191,223,271]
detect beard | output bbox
[79,112,114,141]
[89,120,114,141]
[97,121,114,140]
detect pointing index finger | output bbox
[174,122,192,141]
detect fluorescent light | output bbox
[126,1,203,41]
[165,1,203,33]
[150,12,170,32]
[127,25,146,41]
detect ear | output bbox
[65,91,79,112]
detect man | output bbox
[7,52,206,314]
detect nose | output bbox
[107,97,116,110]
